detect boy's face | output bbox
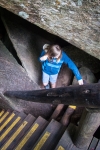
[52,46,61,58]
[53,52,61,58]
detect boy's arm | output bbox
[63,52,83,85]
[39,50,48,62]
[40,54,48,61]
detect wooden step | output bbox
[0,112,26,147]
[49,104,64,121]
[55,123,87,150]
[0,111,13,127]
[1,114,36,150]
[32,119,65,150]
[55,123,76,150]
[95,140,100,150]
[55,123,95,150]
[15,116,48,150]
[0,110,5,117]
[0,110,11,124]
[0,111,25,135]
[0,110,19,132]
[88,137,99,150]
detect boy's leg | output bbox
[42,72,50,88]
[51,83,56,88]
[50,74,58,88]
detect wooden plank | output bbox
[0,111,19,132]
[71,144,88,150]
[60,107,75,126]
[0,112,25,135]
[95,140,100,150]
[4,83,100,108]
[2,114,36,150]
[49,104,64,121]
[0,112,26,147]
[0,110,5,117]
[88,137,99,150]
[55,124,76,150]
[0,110,11,124]
[55,130,73,150]
[57,146,65,150]
[15,116,48,150]
[55,123,88,150]
[32,119,65,150]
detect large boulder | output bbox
[63,45,100,73]
[0,1,99,60]
[56,64,73,87]
[72,66,97,85]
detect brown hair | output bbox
[47,45,62,62]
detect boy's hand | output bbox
[40,54,48,61]
[78,79,83,85]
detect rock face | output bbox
[64,45,100,73]
[56,64,73,87]
[72,66,97,85]
[1,11,41,85]
[0,40,53,118]
[0,0,99,60]
[0,10,73,88]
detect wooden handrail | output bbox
[2,82,100,108]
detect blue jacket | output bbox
[39,50,82,80]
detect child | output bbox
[39,44,84,126]
[39,44,83,89]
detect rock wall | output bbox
[0,40,53,118]
[0,9,74,88]
[0,0,99,60]
[1,11,42,85]
[64,45,100,73]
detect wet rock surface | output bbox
[0,1,100,60]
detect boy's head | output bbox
[47,44,62,61]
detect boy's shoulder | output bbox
[62,51,68,55]
[61,51,71,62]
[61,51,68,58]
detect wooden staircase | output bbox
[0,109,100,150]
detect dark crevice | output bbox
[0,17,22,66]
[94,126,100,139]
[94,71,100,82]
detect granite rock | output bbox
[0,0,99,60]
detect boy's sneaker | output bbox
[45,84,50,89]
